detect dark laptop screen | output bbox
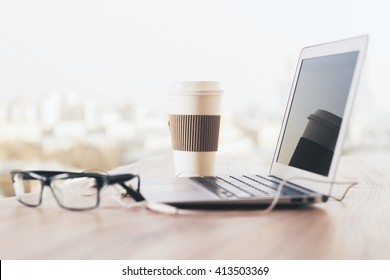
[276,51,359,176]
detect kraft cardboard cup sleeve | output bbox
[169,115,220,152]
[168,81,222,177]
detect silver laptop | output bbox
[142,36,368,208]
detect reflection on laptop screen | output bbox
[277,51,359,176]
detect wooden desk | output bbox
[1,153,390,259]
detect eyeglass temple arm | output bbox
[108,174,145,202]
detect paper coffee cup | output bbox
[168,81,222,177]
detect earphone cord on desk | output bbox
[327,181,358,201]
[277,177,358,203]
[146,179,358,215]
[111,176,358,216]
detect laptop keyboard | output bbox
[190,175,306,199]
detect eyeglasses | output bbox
[10,170,144,211]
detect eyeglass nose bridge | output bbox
[42,178,52,187]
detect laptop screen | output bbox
[276,51,359,176]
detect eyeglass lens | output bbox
[13,174,100,210]
[13,174,43,206]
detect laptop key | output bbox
[218,176,272,197]
[203,177,253,198]
[190,177,236,199]
[245,175,279,191]
[252,175,307,196]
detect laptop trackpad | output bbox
[141,177,216,203]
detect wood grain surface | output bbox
[1,153,390,259]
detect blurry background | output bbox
[1,0,389,197]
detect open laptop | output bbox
[141,35,368,208]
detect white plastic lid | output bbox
[168,81,223,95]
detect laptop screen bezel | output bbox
[269,35,368,195]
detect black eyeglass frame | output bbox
[10,170,144,211]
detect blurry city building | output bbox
[1,87,390,198]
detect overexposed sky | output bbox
[0,0,389,111]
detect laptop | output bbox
[141,35,368,208]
